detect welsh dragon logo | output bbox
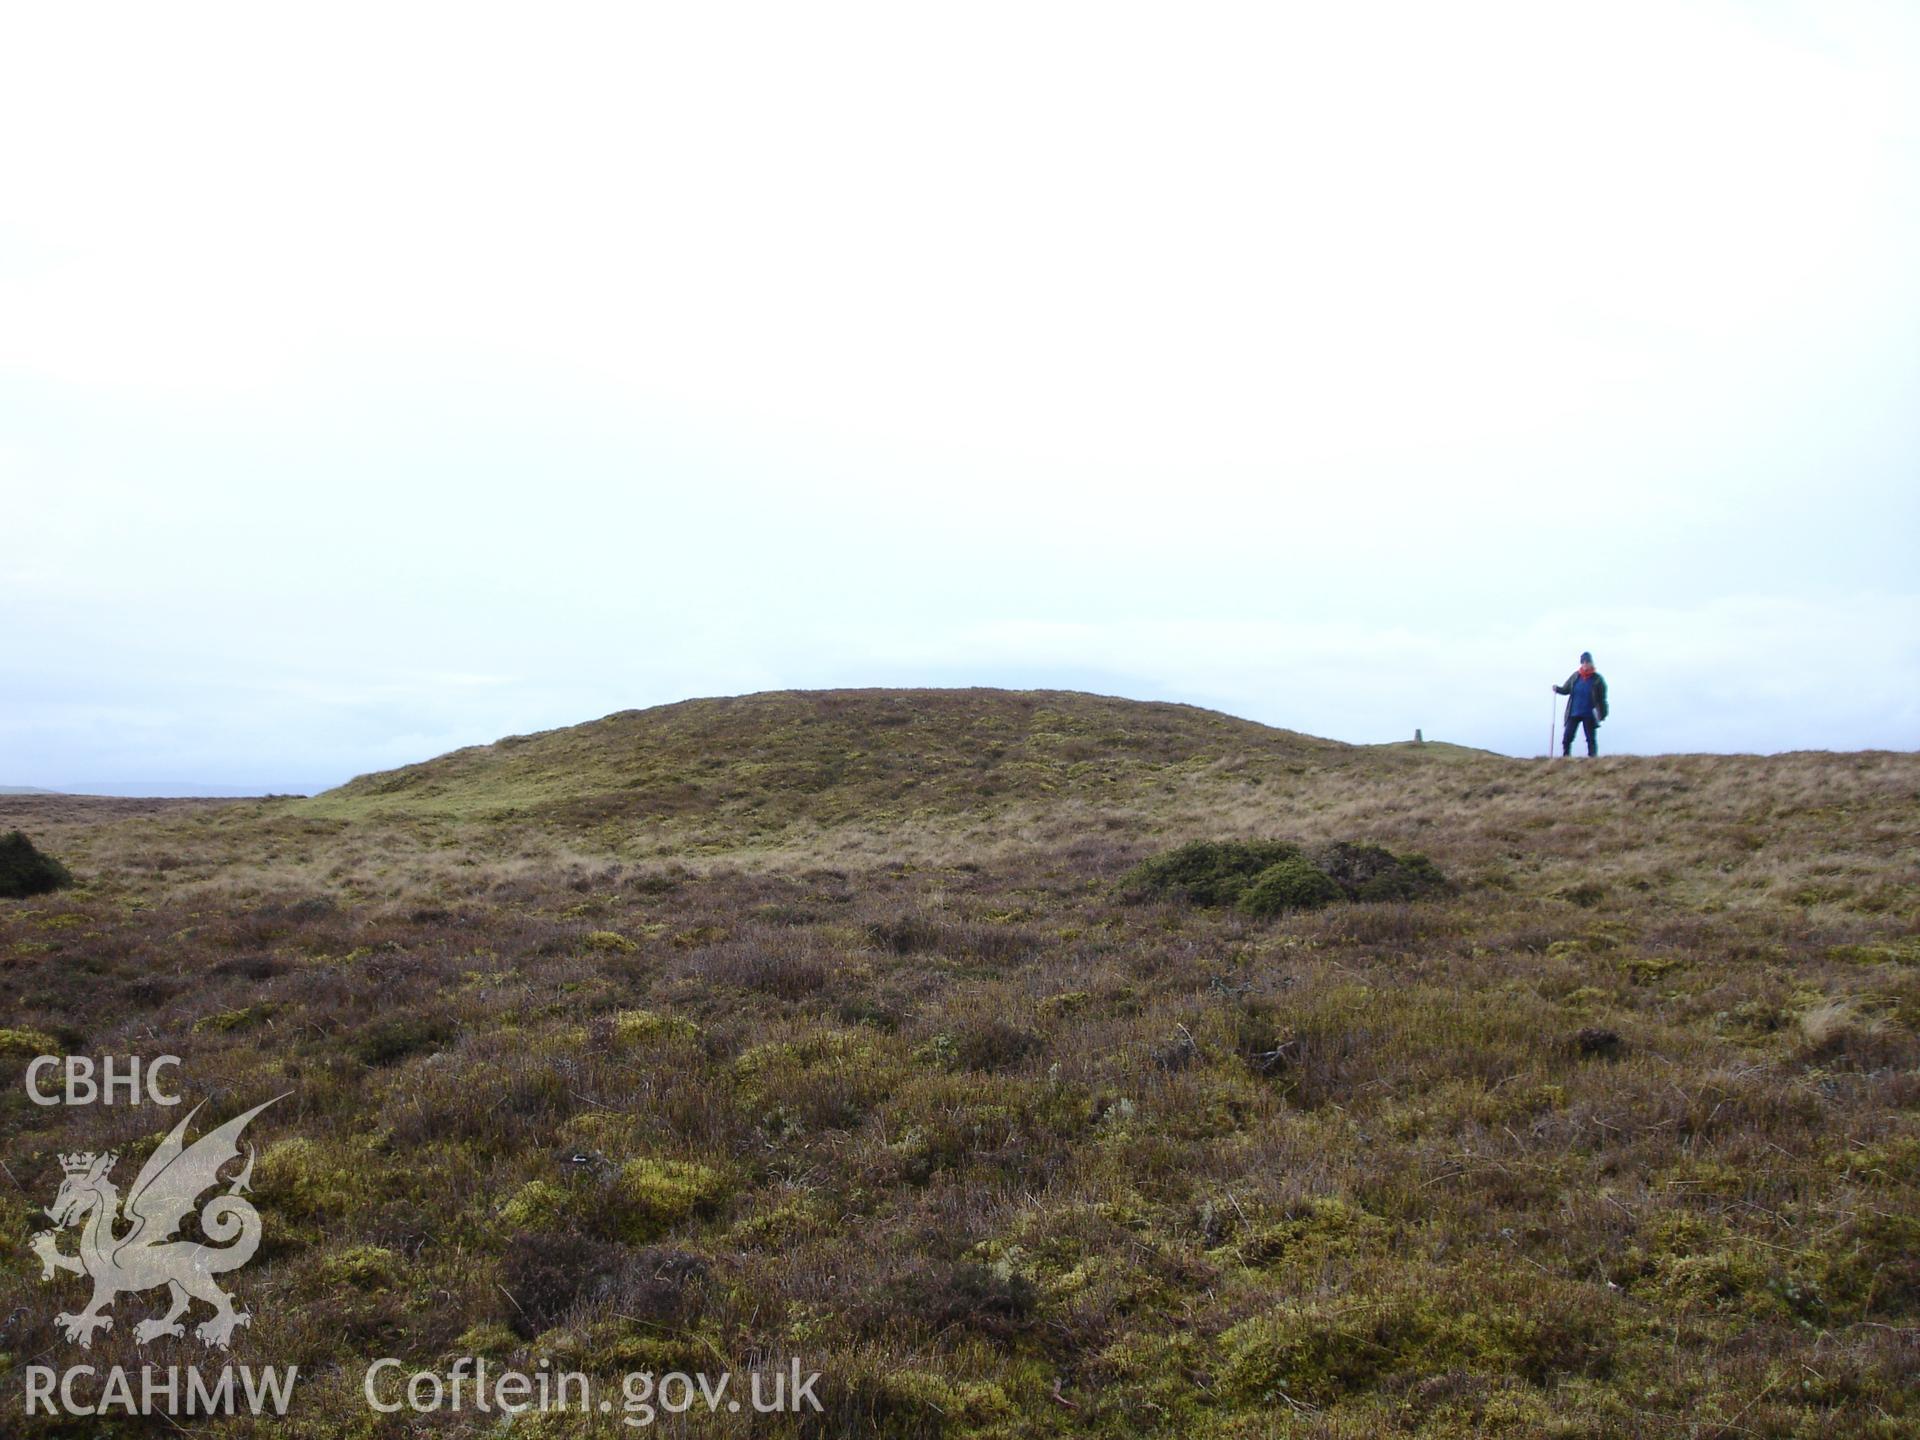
[28,1097,282,1350]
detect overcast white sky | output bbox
[4,1,1916,792]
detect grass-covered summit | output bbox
[311,688,1348,826]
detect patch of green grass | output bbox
[1237,856,1343,915]
[1124,836,1450,915]
[1120,839,1304,907]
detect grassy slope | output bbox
[1,689,1916,1438]
[309,688,1351,825]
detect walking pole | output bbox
[1549,691,1558,759]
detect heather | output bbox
[1,690,1915,1437]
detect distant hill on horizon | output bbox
[5,782,320,799]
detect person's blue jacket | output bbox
[1555,668,1609,721]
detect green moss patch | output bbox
[1122,837,1449,915]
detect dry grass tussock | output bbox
[0,690,1915,1438]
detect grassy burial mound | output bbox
[304,687,1352,839]
[0,691,1916,1436]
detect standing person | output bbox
[1553,652,1609,757]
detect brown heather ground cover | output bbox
[0,689,1916,1438]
